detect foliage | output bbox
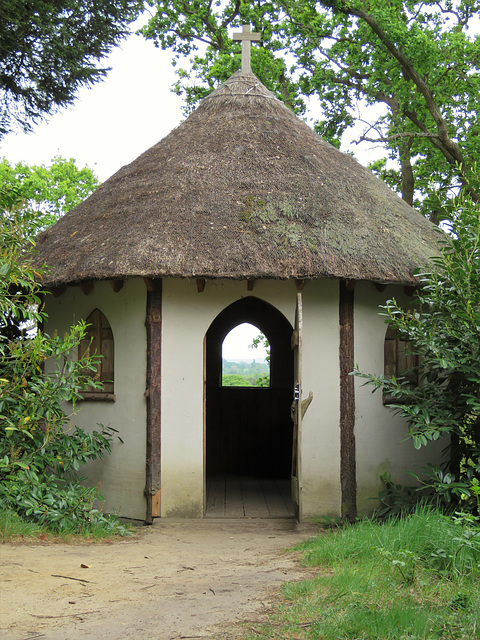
[0,191,128,535]
[233,507,480,639]
[250,332,271,386]
[251,332,271,364]
[222,373,256,387]
[254,373,270,388]
[0,0,142,138]
[0,156,99,234]
[222,359,269,387]
[356,187,480,513]
[141,0,480,219]
[0,157,98,342]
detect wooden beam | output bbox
[374,283,386,292]
[151,489,161,519]
[247,279,255,291]
[79,280,94,296]
[295,279,305,291]
[79,392,116,402]
[143,277,155,291]
[339,280,357,521]
[51,286,67,298]
[110,279,124,293]
[145,280,162,523]
[38,293,45,373]
[196,278,206,293]
[344,279,356,292]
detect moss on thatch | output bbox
[34,70,440,286]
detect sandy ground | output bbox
[1,518,319,640]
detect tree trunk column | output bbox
[145,279,162,523]
[339,280,357,521]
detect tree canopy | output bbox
[0,0,142,138]
[0,156,99,234]
[141,0,480,220]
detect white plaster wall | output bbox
[42,276,439,521]
[354,281,444,514]
[301,279,342,519]
[161,279,296,517]
[161,278,342,519]
[44,279,147,520]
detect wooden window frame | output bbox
[383,325,419,405]
[78,308,115,401]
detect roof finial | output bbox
[233,25,261,73]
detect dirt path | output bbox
[1,519,318,640]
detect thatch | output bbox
[34,70,440,286]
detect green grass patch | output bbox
[237,506,480,639]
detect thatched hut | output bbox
[35,64,441,522]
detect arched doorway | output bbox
[205,297,294,517]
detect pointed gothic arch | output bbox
[78,308,114,398]
[205,297,294,490]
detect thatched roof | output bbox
[35,69,440,286]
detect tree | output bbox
[141,0,480,220]
[0,0,142,138]
[356,183,480,513]
[0,156,99,233]
[0,157,98,341]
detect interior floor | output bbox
[205,474,294,518]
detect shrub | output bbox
[0,188,128,535]
[356,187,480,513]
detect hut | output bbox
[34,30,441,522]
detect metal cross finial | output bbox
[233,25,261,73]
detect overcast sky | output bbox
[0,21,184,182]
[222,323,268,361]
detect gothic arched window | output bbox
[78,308,114,399]
[384,325,418,401]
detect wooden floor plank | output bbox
[206,474,225,516]
[260,478,293,517]
[206,474,294,518]
[225,474,245,517]
[242,476,269,517]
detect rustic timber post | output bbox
[339,279,357,521]
[145,279,162,523]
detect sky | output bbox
[0,20,184,182]
[222,323,268,361]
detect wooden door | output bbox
[291,292,303,521]
[291,292,313,522]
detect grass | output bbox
[0,506,134,543]
[235,506,480,640]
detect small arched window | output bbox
[79,309,114,399]
[384,325,419,390]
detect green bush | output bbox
[0,188,129,536]
[356,187,480,513]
